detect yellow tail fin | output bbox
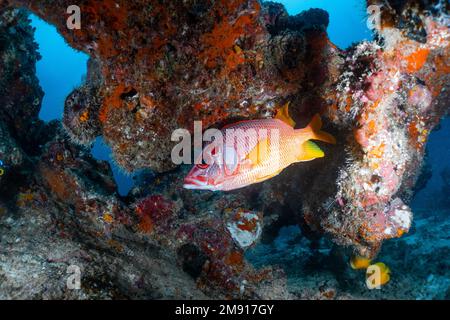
[299,141,324,161]
[308,114,336,144]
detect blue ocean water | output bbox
[30,15,88,122]
[412,117,450,210]
[277,0,372,49]
[30,1,448,203]
[30,15,135,196]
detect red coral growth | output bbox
[360,198,411,244]
[200,0,261,74]
[176,217,270,298]
[40,166,77,204]
[235,214,258,232]
[98,84,129,124]
[405,48,430,73]
[135,195,175,233]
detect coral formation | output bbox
[302,0,449,258]
[62,59,103,146]
[0,0,448,299]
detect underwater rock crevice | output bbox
[0,0,448,299]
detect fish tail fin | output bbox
[298,141,324,161]
[307,114,336,144]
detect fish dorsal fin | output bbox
[245,138,270,166]
[299,141,324,161]
[275,102,296,127]
[307,114,336,144]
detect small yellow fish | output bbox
[366,262,391,289]
[184,103,336,191]
[350,255,372,270]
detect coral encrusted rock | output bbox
[0,0,448,299]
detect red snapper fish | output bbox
[183,104,336,191]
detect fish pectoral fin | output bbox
[298,141,325,161]
[275,102,296,127]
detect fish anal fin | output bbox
[253,168,283,184]
[275,102,296,127]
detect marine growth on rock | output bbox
[0,0,448,301]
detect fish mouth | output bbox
[183,177,218,191]
[183,176,206,189]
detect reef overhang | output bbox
[0,0,448,298]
